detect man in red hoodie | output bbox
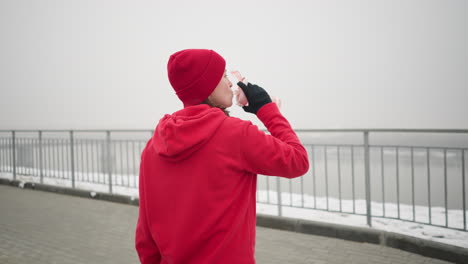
[135,49,309,263]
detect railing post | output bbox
[276,177,282,216]
[70,131,75,188]
[462,149,466,231]
[106,131,113,194]
[39,131,43,184]
[363,131,372,227]
[12,131,16,181]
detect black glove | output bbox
[237,82,272,114]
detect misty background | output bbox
[0,0,467,216]
[0,0,467,131]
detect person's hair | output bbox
[200,98,230,116]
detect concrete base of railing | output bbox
[0,178,138,206]
[2,178,467,264]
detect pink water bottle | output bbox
[230,70,282,109]
[231,70,249,106]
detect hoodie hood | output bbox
[152,104,227,161]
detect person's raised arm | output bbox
[237,82,309,178]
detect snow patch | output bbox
[18,181,25,189]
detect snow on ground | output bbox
[256,191,468,248]
[1,171,467,248]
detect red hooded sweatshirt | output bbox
[135,102,309,264]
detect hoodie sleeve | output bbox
[239,102,309,178]
[135,158,162,264]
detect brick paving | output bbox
[0,185,453,264]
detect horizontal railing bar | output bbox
[4,139,467,151]
[2,129,468,133]
[0,129,153,133]
[4,139,466,151]
[371,145,468,151]
[299,144,468,151]
[294,129,468,133]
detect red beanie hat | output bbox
[167,49,226,107]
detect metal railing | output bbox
[0,129,466,232]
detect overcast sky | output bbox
[0,0,467,130]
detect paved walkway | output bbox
[0,185,453,264]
